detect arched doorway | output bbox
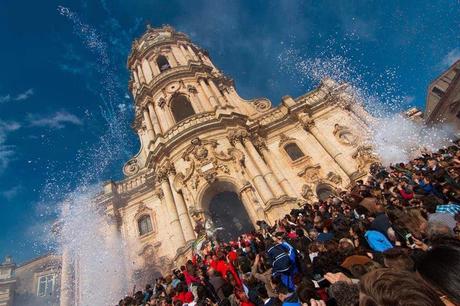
[208,191,254,241]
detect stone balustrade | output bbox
[116,174,148,194]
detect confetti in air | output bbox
[278,38,456,165]
[32,7,139,305]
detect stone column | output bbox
[229,131,274,203]
[208,79,228,108]
[148,58,161,76]
[301,117,356,177]
[198,79,219,109]
[243,139,285,198]
[180,186,197,227]
[222,89,242,112]
[179,44,191,61]
[240,185,265,223]
[187,89,204,113]
[155,98,172,132]
[148,103,162,135]
[59,248,72,306]
[194,85,214,111]
[166,52,178,67]
[260,148,297,197]
[142,59,153,83]
[143,108,155,139]
[168,175,195,242]
[171,45,187,65]
[159,167,186,246]
[132,70,139,85]
[186,45,199,61]
[137,65,146,84]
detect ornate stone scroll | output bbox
[123,158,140,176]
[352,145,378,173]
[297,157,322,184]
[253,98,271,112]
[326,171,343,185]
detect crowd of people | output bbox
[118,141,460,306]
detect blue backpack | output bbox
[365,230,393,252]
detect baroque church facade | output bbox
[59,25,377,298]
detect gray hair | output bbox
[426,221,453,241]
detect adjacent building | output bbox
[424,59,460,129]
[0,255,61,306]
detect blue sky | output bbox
[0,0,459,264]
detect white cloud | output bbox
[1,185,21,200]
[0,88,34,104]
[0,94,11,103]
[28,111,83,129]
[438,48,460,70]
[0,120,21,173]
[14,88,34,101]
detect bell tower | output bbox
[127,25,262,169]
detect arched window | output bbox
[284,143,305,161]
[171,95,195,123]
[316,184,336,201]
[138,215,153,236]
[157,55,170,72]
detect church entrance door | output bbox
[208,191,254,241]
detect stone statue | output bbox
[333,123,358,146]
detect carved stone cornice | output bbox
[297,113,315,131]
[214,75,234,89]
[134,202,153,220]
[278,133,296,148]
[133,63,213,103]
[128,25,190,66]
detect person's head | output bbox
[416,239,460,305]
[176,282,187,293]
[221,283,234,298]
[426,221,454,241]
[359,268,444,306]
[196,284,208,300]
[308,229,318,240]
[338,238,355,256]
[256,286,269,300]
[274,232,284,243]
[329,282,359,306]
[428,159,438,168]
[383,247,414,271]
[313,215,323,229]
[276,284,292,301]
[296,282,318,303]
